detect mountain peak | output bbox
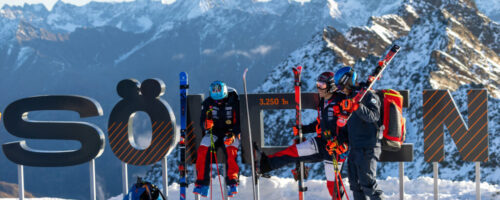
[250,0,500,188]
[16,21,68,42]
[0,181,35,198]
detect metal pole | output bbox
[90,159,96,200]
[162,157,169,200]
[18,165,24,200]
[399,162,404,200]
[433,162,438,200]
[476,162,480,200]
[122,162,128,196]
[256,180,260,199]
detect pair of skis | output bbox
[292,66,307,200]
[336,45,400,127]
[179,73,229,200]
[179,72,189,200]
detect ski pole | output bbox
[243,68,259,200]
[206,108,224,200]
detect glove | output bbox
[336,115,348,127]
[292,125,305,144]
[205,119,214,130]
[340,99,359,113]
[224,133,235,145]
[293,126,299,136]
[326,140,348,156]
[338,142,348,155]
[325,140,339,156]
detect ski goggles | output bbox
[211,85,222,93]
[316,81,328,90]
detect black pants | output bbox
[347,147,383,200]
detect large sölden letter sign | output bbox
[423,89,488,162]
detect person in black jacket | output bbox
[258,72,349,198]
[193,81,241,198]
[334,66,384,200]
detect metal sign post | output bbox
[433,162,438,200]
[122,163,128,196]
[18,165,24,200]
[90,159,96,200]
[162,157,169,199]
[476,162,481,200]
[399,162,404,200]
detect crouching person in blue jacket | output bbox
[334,66,384,200]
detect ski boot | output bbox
[227,184,238,197]
[253,142,272,175]
[193,184,209,197]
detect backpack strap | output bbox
[158,189,167,200]
[142,184,153,200]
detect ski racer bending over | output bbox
[257,72,349,199]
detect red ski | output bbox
[292,66,307,200]
[337,45,400,127]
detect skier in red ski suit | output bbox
[193,81,241,198]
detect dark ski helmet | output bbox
[334,66,357,90]
[316,71,336,93]
[209,81,228,100]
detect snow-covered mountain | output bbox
[0,0,498,199]
[238,0,500,185]
[0,0,412,199]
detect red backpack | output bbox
[376,89,406,151]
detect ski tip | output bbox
[243,68,248,77]
[391,45,400,52]
[179,72,187,79]
[292,66,303,74]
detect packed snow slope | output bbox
[112,175,500,200]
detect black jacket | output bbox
[346,90,381,148]
[302,91,348,144]
[200,91,241,137]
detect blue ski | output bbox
[179,72,189,200]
